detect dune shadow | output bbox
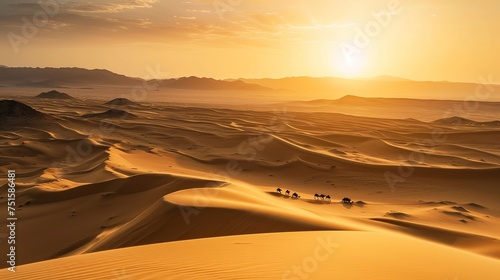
[442,211,475,221]
[466,202,487,209]
[354,201,366,207]
[306,200,331,205]
[341,202,353,209]
[266,192,290,199]
[451,206,469,212]
[419,200,457,206]
[385,211,411,219]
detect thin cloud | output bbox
[65,0,159,13]
[8,0,159,14]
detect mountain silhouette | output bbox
[0,100,47,118]
[104,98,139,106]
[36,90,75,99]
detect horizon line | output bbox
[2,65,496,85]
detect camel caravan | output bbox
[314,193,331,201]
[276,188,300,198]
[276,188,352,204]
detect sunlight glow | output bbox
[333,50,367,78]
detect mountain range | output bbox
[0,66,499,101]
[0,67,270,91]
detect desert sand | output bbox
[1,93,499,279]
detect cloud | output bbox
[64,0,159,13]
[0,12,155,35]
[0,0,355,49]
[8,0,159,14]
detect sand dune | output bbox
[0,100,53,131]
[2,231,499,280]
[104,98,139,106]
[82,109,138,119]
[1,173,228,265]
[0,96,499,278]
[35,90,74,100]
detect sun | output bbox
[333,50,367,78]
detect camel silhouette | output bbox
[292,192,300,198]
[276,188,282,194]
[285,190,290,196]
[314,193,330,201]
[342,197,353,204]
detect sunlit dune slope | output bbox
[2,231,499,280]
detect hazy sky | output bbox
[1,0,499,82]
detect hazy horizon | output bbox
[1,64,499,86]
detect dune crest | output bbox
[104,98,138,106]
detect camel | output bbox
[292,192,300,198]
[276,188,282,194]
[285,190,290,196]
[314,193,320,200]
[325,195,331,200]
[319,194,326,200]
[342,197,353,204]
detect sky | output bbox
[0,0,499,82]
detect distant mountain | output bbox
[241,77,341,92]
[0,67,141,87]
[105,98,138,106]
[335,94,370,103]
[36,90,75,99]
[0,100,49,119]
[0,67,273,91]
[159,76,272,91]
[295,95,500,107]
[433,116,500,126]
[277,95,500,121]
[1,67,499,99]
[241,77,500,101]
[367,75,412,82]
